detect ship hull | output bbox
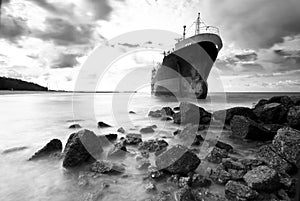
[152,34,222,99]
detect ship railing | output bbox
[199,26,219,35]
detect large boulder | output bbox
[125,133,142,145]
[29,139,62,160]
[225,181,258,201]
[207,165,232,184]
[97,121,111,128]
[206,147,228,164]
[230,115,274,141]
[161,106,175,116]
[107,142,127,158]
[287,106,300,129]
[253,102,288,124]
[90,160,125,174]
[266,96,294,107]
[213,107,257,124]
[272,127,300,168]
[63,129,103,168]
[256,145,294,174]
[177,102,212,125]
[243,165,280,192]
[155,145,201,175]
[290,95,300,106]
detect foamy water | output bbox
[0,92,298,201]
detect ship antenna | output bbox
[183,25,186,40]
[195,12,200,35]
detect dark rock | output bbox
[272,127,300,168]
[125,133,142,145]
[150,124,157,129]
[239,158,265,171]
[97,121,111,128]
[207,140,233,152]
[90,160,125,174]
[174,106,180,111]
[107,142,127,158]
[207,165,231,184]
[148,166,165,180]
[287,106,300,129]
[190,174,211,188]
[117,127,125,133]
[29,139,62,160]
[213,107,257,124]
[173,112,181,124]
[161,107,175,116]
[156,191,172,201]
[179,102,212,125]
[138,139,168,152]
[154,147,167,156]
[253,102,288,124]
[230,115,275,141]
[266,96,294,107]
[148,110,162,118]
[193,189,227,201]
[290,95,300,106]
[98,134,117,143]
[155,145,201,175]
[243,165,280,192]
[145,182,156,192]
[262,124,284,136]
[2,146,28,154]
[63,129,103,168]
[225,181,258,201]
[129,111,136,114]
[222,158,245,170]
[256,145,295,174]
[69,124,81,129]
[161,116,172,121]
[140,126,155,134]
[173,129,181,135]
[206,147,228,163]
[175,187,195,201]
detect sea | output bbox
[0,91,299,201]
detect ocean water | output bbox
[0,92,299,201]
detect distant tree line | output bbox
[0,77,48,91]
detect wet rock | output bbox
[154,147,167,156]
[222,158,245,171]
[98,133,118,143]
[90,160,125,174]
[262,124,284,137]
[225,181,258,201]
[2,146,28,154]
[145,182,156,192]
[207,165,231,184]
[213,107,257,124]
[125,133,142,145]
[69,124,81,129]
[287,106,300,129]
[243,165,280,192]
[193,189,227,201]
[29,139,62,160]
[161,106,175,116]
[140,126,155,134]
[290,95,300,106]
[253,102,288,124]
[148,166,165,180]
[173,129,181,136]
[148,110,162,118]
[138,139,168,152]
[272,127,300,168]
[256,145,295,174]
[239,158,265,171]
[107,142,127,158]
[161,116,172,121]
[190,174,211,188]
[206,147,228,164]
[97,121,111,128]
[175,186,195,201]
[117,127,125,133]
[176,124,204,146]
[230,115,275,141]
[129,111,136,114]
[173,112,181,124]
[179,102,212,125]
[174,106,180,111]
[63,129,103,168]
[156,191,172,201]
[266,96,294,107]
[137,159,151,170]
[155,145,201,175]
[206,140,233,152]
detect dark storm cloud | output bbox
[35,18,102,46]
[235,52,257,61]
[51,53,81,68]
[0,14,29,42]
[209,0,300,48]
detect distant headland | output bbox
[0,77,48,91]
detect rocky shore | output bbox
[28,95,300,201]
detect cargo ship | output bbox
[151,13,223,99]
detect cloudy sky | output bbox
[1,0,300,92]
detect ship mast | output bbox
[195,12,201,35]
